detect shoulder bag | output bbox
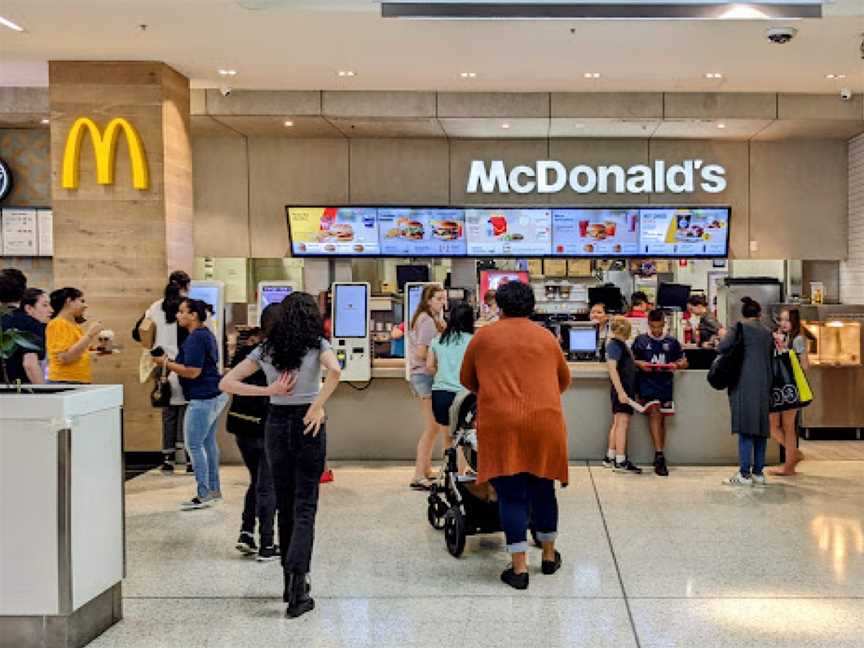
[707,322,745,391]
[150,359,172,408]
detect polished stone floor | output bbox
[92,458,864,648]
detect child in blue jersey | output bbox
[632,309,688,476]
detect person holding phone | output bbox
[46,287,101,384]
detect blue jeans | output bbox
[490,473,558,553]
[738,434,767,478]
[185,393,229,498]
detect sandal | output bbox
[409,477,434,491]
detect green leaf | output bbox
[9,330,40,351]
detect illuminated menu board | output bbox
[287,207,380,255]
[378,208,467,256]
[464,208,552,257]
[639,208,730,257]
[552,208,639,257]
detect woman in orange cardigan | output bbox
[460,280,571,590]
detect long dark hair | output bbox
[411,284,444,331]
[263,292,323,372]
[440,302,474,345]
[162,283,184,323]
[785,308,816,342]
[49,287,82,318]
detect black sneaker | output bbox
[185,463,194,474]
[285,573,315,619]
[257,545,281,562]
[654,454,669,477]
[180,496,213,510]
[613,459,643,475]
[601,456,615,469]
[235,532,257,556]
[160,462,174,474]
[500,566,529,590]
[541,551,563,575]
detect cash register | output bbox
[564,323,599,361]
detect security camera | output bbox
[219,86,232,97]
[765,27,798,44]
[840,88,853,102]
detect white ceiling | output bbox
[0,0,862,93]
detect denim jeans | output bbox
[265,404,326,575]
[184,393,229,499]
[236,434,276,547]
[738,434,767,478]
[489,473,558,553]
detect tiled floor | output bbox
[799,439,864,461]
[93,458,864,648]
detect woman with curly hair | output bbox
[219,292,341,619]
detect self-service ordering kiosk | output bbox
[188,280,225,371]
[331,282,372,382]
[256,281,295,324]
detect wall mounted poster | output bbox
[37,209,53,257]
[2,208,38,256]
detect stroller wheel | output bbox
[427,496,448,530]
[444,507,466,558]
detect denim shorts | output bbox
[409,373,433,398]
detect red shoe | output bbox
[319,469,334,484]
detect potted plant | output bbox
[0,304,41,389]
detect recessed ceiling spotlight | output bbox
[284,120,294,127]
[572,123,585,129]
[501,123,511,129]
[717,123,727,129]
[826,73,847,80]
[460,72,477,78]
[583,72,600,79]
[217,69,237,77]
[40,118,50,125]
[0,16,25,32]
[704,73,724,79]
[337,70,357,77]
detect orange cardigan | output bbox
[460,317,571,485]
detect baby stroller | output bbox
[427,392,537,557]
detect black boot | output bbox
[285,572,314,618]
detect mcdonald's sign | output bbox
[61,117,149,190]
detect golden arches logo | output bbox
[61,117,149,190]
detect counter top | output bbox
[0,384,124,420]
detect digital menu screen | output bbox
[287,207,380,256]
[639,208,729,257]
[260,285,293,309]
[465,208,552,257]
[378,208,467,256]
[552,208,639,257]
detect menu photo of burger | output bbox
[432,219,462,241]
[398,217,425,240]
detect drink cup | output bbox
[579,219,589,237]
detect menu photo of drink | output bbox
[551,208,639,257]
[639,208,729,257]
[465,208,552,257]
[288,207,380,256]
[378,208,466,256]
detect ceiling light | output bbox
[40,118,50,125]
[717,123,727,129]
[284,120,294,127]
[460,72,477,78]
[705,73,724,79]
[0,16,24,31]
[583,72,600,79]
[337,70,357,77]
[720,5,769,19]
[500,123,511,129]
[826,73,847,80]
[217,69,237,77]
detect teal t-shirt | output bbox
[430,332,473,393]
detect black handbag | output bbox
[150,361,172,408]
[707,322,744,391]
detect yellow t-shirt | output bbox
[47,318,92,383]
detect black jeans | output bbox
[236,434,276,547]
[161,404,187,459]
[265,404,326,574]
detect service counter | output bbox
[321,359,780,465]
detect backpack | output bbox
[707,322,744,391]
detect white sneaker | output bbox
[723,472,753,487]
[751,473,768,487]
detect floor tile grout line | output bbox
[121,594,864,601]
[586,460,643,648]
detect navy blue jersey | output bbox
[632,334,683,401]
